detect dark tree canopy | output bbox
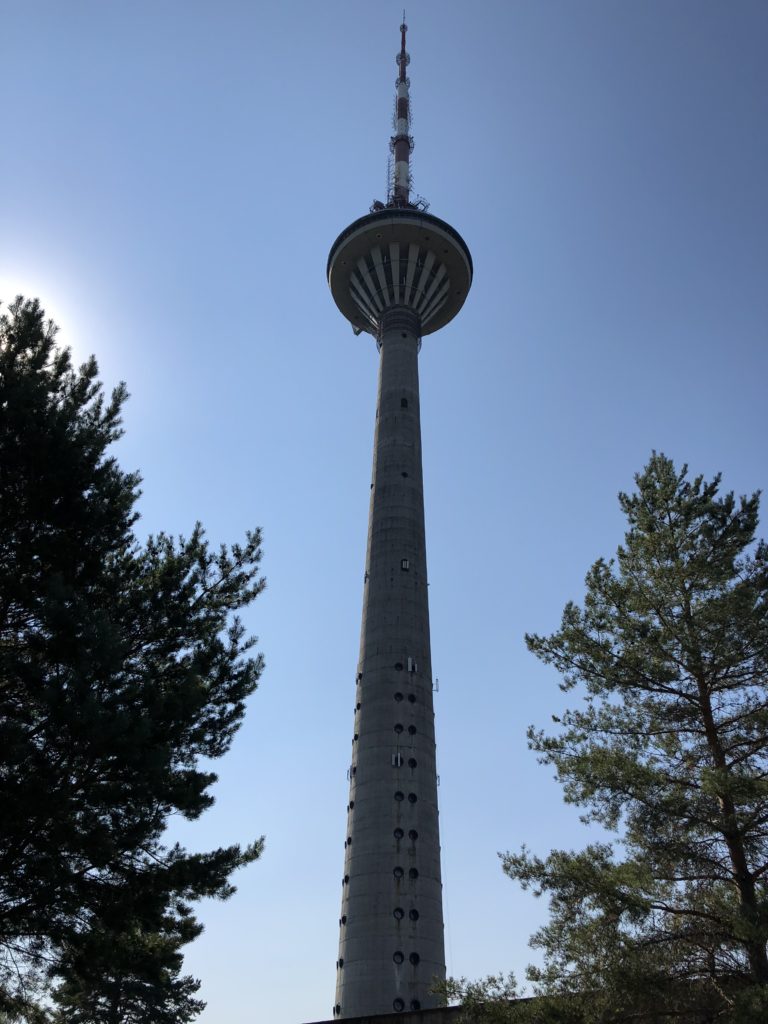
[0,298,265,1022]
[447,455,768,1023]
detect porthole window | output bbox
[349,800,355,809]
[393,999,405,1012]
[408,829,418,841]
[394,827,404,839]
[408,757,417,769]
[408,725,416,735]
[395,662,404,671]
[347,836,352,845]
[393,951,405,964]
[341,915,347,924]
[394,723,404,734]
[335,1004,341,1015]
[394,866,404,879]
[393,907,404,920]
[409,868,419,879]
[411,1000,421,1010]
[401,471,409,478]
[409,952,420,965]
[394,791,405,802]
[344,874,349,883]
[407,694,416,703]
[409,909,419,921]
[338,957,344,968]
[408,792,417,803]
[394,692,404,702]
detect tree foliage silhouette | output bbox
[448,456,768,1023]
[0,298,265,1023]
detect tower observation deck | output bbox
[327,17,472,1020]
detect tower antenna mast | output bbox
[390,12,414,207]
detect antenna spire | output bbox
[390,13,413,207]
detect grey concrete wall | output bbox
[334,306,444,1019]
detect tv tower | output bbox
[327,16,472,1019]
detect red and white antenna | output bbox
[390,12,413,207]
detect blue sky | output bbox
[2,1,767,1022]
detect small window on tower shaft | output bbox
[401,398,408,408]
[401,559,410,571]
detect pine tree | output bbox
[497,455,768,1022]
[0,298,265,1022]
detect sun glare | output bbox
[0,272,89,362]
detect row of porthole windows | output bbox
[333,1002,421,1016]
[337,906,418,927]
[337,951,420,969]
[352,753,417,775]
[392,951,420,965]
[394,791,417,803]
[343,833,416,860]
[393,866,419,880]
[392,752,418,768]
[393,907,419,921]
[343,865,419,885]
[354,689,419,711]
[394,828,418,840]
[394,723,417,735]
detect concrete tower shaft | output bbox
[327,18,472,1020]
[335,306,440,1017]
